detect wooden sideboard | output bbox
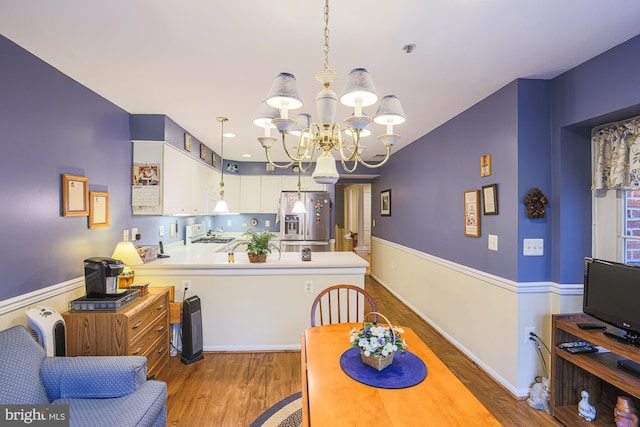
[551,313,640,426]
[63,287,170,379]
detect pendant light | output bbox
[291,167,308,214]
[213,116,230,214]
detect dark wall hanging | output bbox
[523,188,549,219]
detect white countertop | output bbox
[136,244,368,271]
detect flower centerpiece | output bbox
[349,314,407,371]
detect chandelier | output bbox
[253,0,406,185]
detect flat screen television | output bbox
[583,257,640,347]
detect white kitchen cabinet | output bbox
[240,176,262,212]
[260,176,283,213]
[238,176,282,213]
[133,141,209,215]
[222,173,241,213]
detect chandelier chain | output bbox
[323,0,330,72]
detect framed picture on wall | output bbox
[380,189,391,216]
[480,154,491,177]
[464,189,480,237]
[62,174,89,217]
[184,132,192,152]
[88,191,110,228]
[482,184,499,215]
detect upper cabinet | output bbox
[239,175,282,213]
[133,141,213,216]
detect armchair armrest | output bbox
[40,356,147,401]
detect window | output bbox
[623,190,640,265]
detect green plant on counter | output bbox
[232,229,281,262]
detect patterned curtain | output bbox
[592,116,640,190]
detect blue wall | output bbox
[373,80,522,281]
[0,36,185,300]
[373,34,640,284]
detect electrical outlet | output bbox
[525,327,536,344]
[123,229,129,242]
[182,280,192,292]
[265,220,270,227]
[227,219,232,227]
[304,280,314,293]
[169,221,176,238]
[132,228,138,239]
[159,225,165,237]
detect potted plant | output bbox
[349,312,407,371]
[232,229,280,263]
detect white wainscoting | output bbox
[0,277,85,331]
[370,237,582,397]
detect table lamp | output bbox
[111,241,144,289]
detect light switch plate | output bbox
[488,234,498,251]
[159,225,165,237]
[523,238,544,256]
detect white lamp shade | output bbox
[373,95,406,125]
[253,100,280,128]
[266,72,303,111]
[312,153,339,184]
[213,199,230,214]
[111,242,143,266]
[292,199,308,214]
[340,68,378,108]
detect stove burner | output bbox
[193,237,234,244]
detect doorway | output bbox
[344,183,371,254]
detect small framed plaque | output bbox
[482,184,498,215]
[89,191,110,228]
[464,190,480,237]
[62,174,89,217]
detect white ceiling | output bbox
[1,1,640,163]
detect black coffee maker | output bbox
[84,257,125,297]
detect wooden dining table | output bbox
[301,323,500,426]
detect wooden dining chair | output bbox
[310,284,378,326]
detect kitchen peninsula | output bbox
[135,245,368,351]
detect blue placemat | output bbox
[339,348,427,389]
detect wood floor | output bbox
[161,275,560,426]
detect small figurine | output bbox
[615,396,639,427]
[578,390,596,422]
[527,376,550,414]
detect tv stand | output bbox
[551,313,640,426]
[604,328,640,348]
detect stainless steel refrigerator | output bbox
[280,191,331,252]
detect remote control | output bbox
[558,341,590,349]
[565,345,598,354]
[577,323,607,330]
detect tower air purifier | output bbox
[181,295,204,364]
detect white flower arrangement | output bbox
[349,322,407,357]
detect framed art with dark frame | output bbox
[62,174,89,217]
[380,189,391,216]
[463,189,480,237]
[482,184,498,215]
[89,191,110,228]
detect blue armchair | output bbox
[0,325,167,427]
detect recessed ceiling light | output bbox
[242,154,252,158]
[224,132,236,138]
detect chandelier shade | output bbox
[253,101,280,129]
[340,68,379,110]
[266,72,303,115]
[255,0,406,183]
